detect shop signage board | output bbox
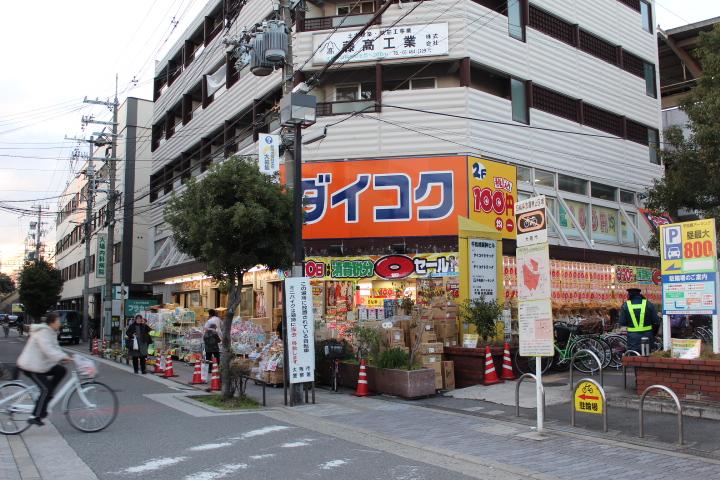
[574,380,603,415]
[614,265,661,285]
[125,299,159,318]
[96,233,107,279]
[467,157,517,239]
[258,134,280,175]
[303,252,459,281]
[671,338,702,359]
[312,23,449,65]
[469,238,497,300]
[284,277,316,384]
[518,299,554,356]
[662,273,717,315]
[639,208,673,234]
[515,195,547,247]
[516,243,551,301]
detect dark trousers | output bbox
[26,364,67,418]
[205,351,220,363]
[132,356,147,373]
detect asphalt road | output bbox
[1,331,474,480]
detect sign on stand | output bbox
[518,299,554,356]
[574,381,603,415]
[469,238,498,300]
[284,277,316,384]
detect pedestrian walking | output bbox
[203,324,221,364]
[126,314,153,374]
[204,309,222,331]
[2,317,9,338]
[16,315,24,337]
[618,288,660,353]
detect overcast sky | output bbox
[0,0,718,275]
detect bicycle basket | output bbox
[73,354,98,378]
[323,341,345,360]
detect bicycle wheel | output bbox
[571,339,606,374]
[64,381,118,433]
[604,334,627,369]
[0,382,33,435]
[513,350,552,375]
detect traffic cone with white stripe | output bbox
[354,359,370,397]
[91,339,99,356]
[190,360,204,385]
[209,358,221,392]
[501,342,516,380]
[164,353,177,378]
[154,351,165,375]
[483,345,503,385]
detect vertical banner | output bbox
[467,156,517,239]
[469,238,497,300]
[96,233,107,279]
[258,134,280,175]
[284,277,316,384]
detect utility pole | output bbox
[83,76,119,343]
[82,138,95,343]
[30,204,47,261]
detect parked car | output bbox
[52,310,83,344]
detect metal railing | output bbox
[303,13,380,32]
[622,350,640,389]
[515,373,546,418]
[569,348,604,390]
[639,385,683,445]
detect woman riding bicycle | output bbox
[16,312,72,426]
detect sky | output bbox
[0,0,719,277]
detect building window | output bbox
[517,166,532,188]
[508,0,526,41]
[620,190,635,204]
[591,205,619,243]
[337,1,374,15]
[383,78,436,91]
[89,255,95,273]
[648,128,660,164]
[528,6,576,46]
[510,78,528,124]
[535,169,555,188]
[582,104,624,137]
[640,0,652,33]
[532,85,579,122]
[410,78,436,90]
[644,62,656,98]
[591,182,617,201]
[621,213,637,245]
[558,200,588,238]
[113,242,122,264]
[335,84,360,101]
[579,30,618,65]
[558,174,587,195]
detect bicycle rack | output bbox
[571,378,608,432]
[569,349,604,391]
[622,350,641,390]
[515,373,546,418]
[639,385,683,445]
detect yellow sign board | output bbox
[671,338,702,359]
[467,157,517,240]
[366,297,384,308]
[574,381,603,415]
[660,219,717,275]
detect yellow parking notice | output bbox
[574,381,603,415]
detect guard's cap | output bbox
[626,288,642,295]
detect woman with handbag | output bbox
[126,314,153,374]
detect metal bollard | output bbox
[639,385,683,445]
[640,337,650,356]
[515,373,546,418]
[622,350,641,390]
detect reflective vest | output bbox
[626,300,652,332]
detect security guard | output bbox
[618,288,660,354]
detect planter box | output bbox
[327,362,436,398]
[443,346,509,388]
[623,356,720,402]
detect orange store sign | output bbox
[300,156,516,239]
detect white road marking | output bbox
[188,442,232,451]
[121,457,188,474]
[183,464,248,480]
[233,425,290,439]
[320,459,348,470]
[249,454,275,460]
[281,441,310,448]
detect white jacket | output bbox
[16,324,67,373]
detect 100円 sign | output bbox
[284,277,315,384]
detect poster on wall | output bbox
[303,252,459,281]
[469,238,497,301]
[518,299,554,356]
[516,243,551,301]
[591,205,618,242]
[284,277,316,384]
[558,200,587,238]
[467,156,517,239]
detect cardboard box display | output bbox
[420,354,442,364]
[421,361,443,389]
[419,342,444,355]
[442,361,455,390]
[385,328,405,346]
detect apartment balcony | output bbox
[317,99,379,116]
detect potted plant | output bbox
[459,297,503,346]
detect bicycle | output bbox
[0,355,118,435]
[322,341,345,392]
[514,323,609,375]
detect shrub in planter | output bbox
[459,297,503,345]
[378,347,410,370]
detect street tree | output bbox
[646,25,720,247]
[18,260,63,322]
[0,272,15,294]
[165,156,293,399]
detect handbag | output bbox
[132,335,139,350]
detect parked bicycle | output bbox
[0,354,118,435]
[322,340,346,392]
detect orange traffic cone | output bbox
[501,342,516,380]
[190,361,204,384]
[483,345,503,385]
[154,351,165,375]
[209,358,221,392]
[164,353,177,378]
[92,339,99,356]
[354,359,370,397]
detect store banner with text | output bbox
[303,252,459,281]
[467,157,517,239]
[284,277,316,384]
[469,239,497,300]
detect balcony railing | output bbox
[303,13,379,32]
[317,100,379,116]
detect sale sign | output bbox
[467,156,517,239]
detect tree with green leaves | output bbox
[0,272,15,294]
[165,156,293,399]
[646,25,720,247]
[18,260,62,322]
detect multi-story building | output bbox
[146,0,663,319]
[55,97,154,324]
